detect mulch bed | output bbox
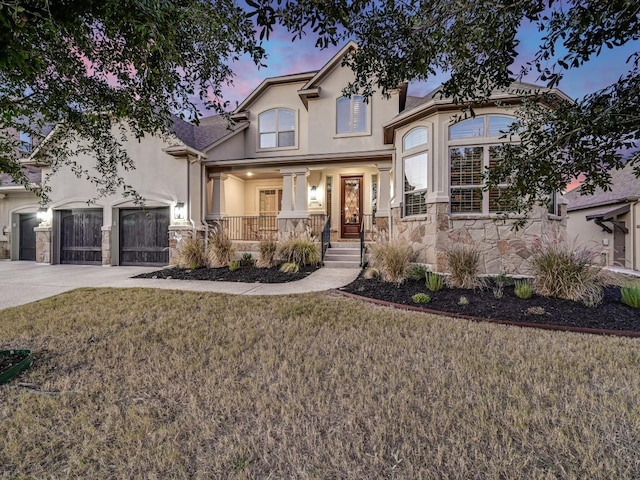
[134,265,320,283]
[0,352,29,375]
[339,275,640,333]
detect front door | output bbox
[341,176,363,239]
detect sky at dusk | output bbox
[213,20,639,113]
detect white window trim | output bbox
[448,115,518,216]
[334,95,372,138]
[257,108,298,152]
[402,127,430,217]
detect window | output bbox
[258,109,295,149]
[336,95,367,134]
[402,127,429,216]
[449,116,517,214]
[19,131,32,154]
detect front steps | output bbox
[323,242,361,269]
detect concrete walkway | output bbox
[0,261,361,311]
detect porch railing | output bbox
[360,214,375,267]
[321,216,331,263]
[208,214,328,241]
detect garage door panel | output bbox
[19,214,38,261]
[60,210,103,265]
[119,208,169,266]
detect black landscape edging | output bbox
[334,290,640,338]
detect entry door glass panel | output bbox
[341,176,363,239]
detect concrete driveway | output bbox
[0,261,360,310]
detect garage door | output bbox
[119,208,169,266]
[60,209,103,265]
[19,213,38,261]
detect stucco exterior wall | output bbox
[224,174,246,217]
[0,191,40,259]
[567,203,638,269]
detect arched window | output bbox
[449,115,517,214]
[258,108,295,149]
[402,127,429,216]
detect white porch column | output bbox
[293,168,309,217]
[209,172,227,218]
[376,164,392,217]
[279,168,309,219]
[279,170,295,217]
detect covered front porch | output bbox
[204,161,392,243]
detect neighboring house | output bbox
[564,163,640,271]
[0,42,569,274]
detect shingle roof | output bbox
[564,163,640,211]
[0,165,42,187]
[170,114,245,152]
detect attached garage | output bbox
[119,207,169,266]
[59,209,103,265]
[19,213,38,261]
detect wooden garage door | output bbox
[60,209,103,265]
[119,208,169,266]
[19,213,38,261]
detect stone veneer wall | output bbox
[0,235,10,259]
[35,226,52,264]
[168,225,202,266]
[101,227,111,266]
[390,202,567,275]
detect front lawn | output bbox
[1,289,639,478]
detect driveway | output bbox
[0,261,360,310]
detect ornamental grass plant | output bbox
[369,240,411,284]
[530,237,605,306]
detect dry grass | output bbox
[369,241,411,284]
[1,289,639,479]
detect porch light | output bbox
[37,207,50,224]
[310,186,317,201]
[174,202,186,220]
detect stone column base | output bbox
[35,226,52,264]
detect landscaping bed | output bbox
[339,275,640,333]
[134,264,320,283]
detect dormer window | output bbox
[336,95,367,134]
[258,108,295,149]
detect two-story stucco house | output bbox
[0,42,568,274]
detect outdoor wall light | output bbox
[36,207,50,224]
[310,186,317,201]
[174,202,186,220]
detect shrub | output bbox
[176,235,206,270]
[621,283,640,309]
[514,280,533,299]
[457,296,469,306]
[426,272,444,292]
[228,260,241,272]
[363,267,380,279]
[530,237,604,306]
[207,228,236,268]
[256,238,278,268]
[240,252,254,267]
[277,238,321,266]
[412,293,431,304]
[279,261,300,273]
[369,241,411,284]
[445,244,485,289]
[406,264,428,281]
[493,285,504,299]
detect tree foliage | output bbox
[0,0,264,201]
[253,0,640,215]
